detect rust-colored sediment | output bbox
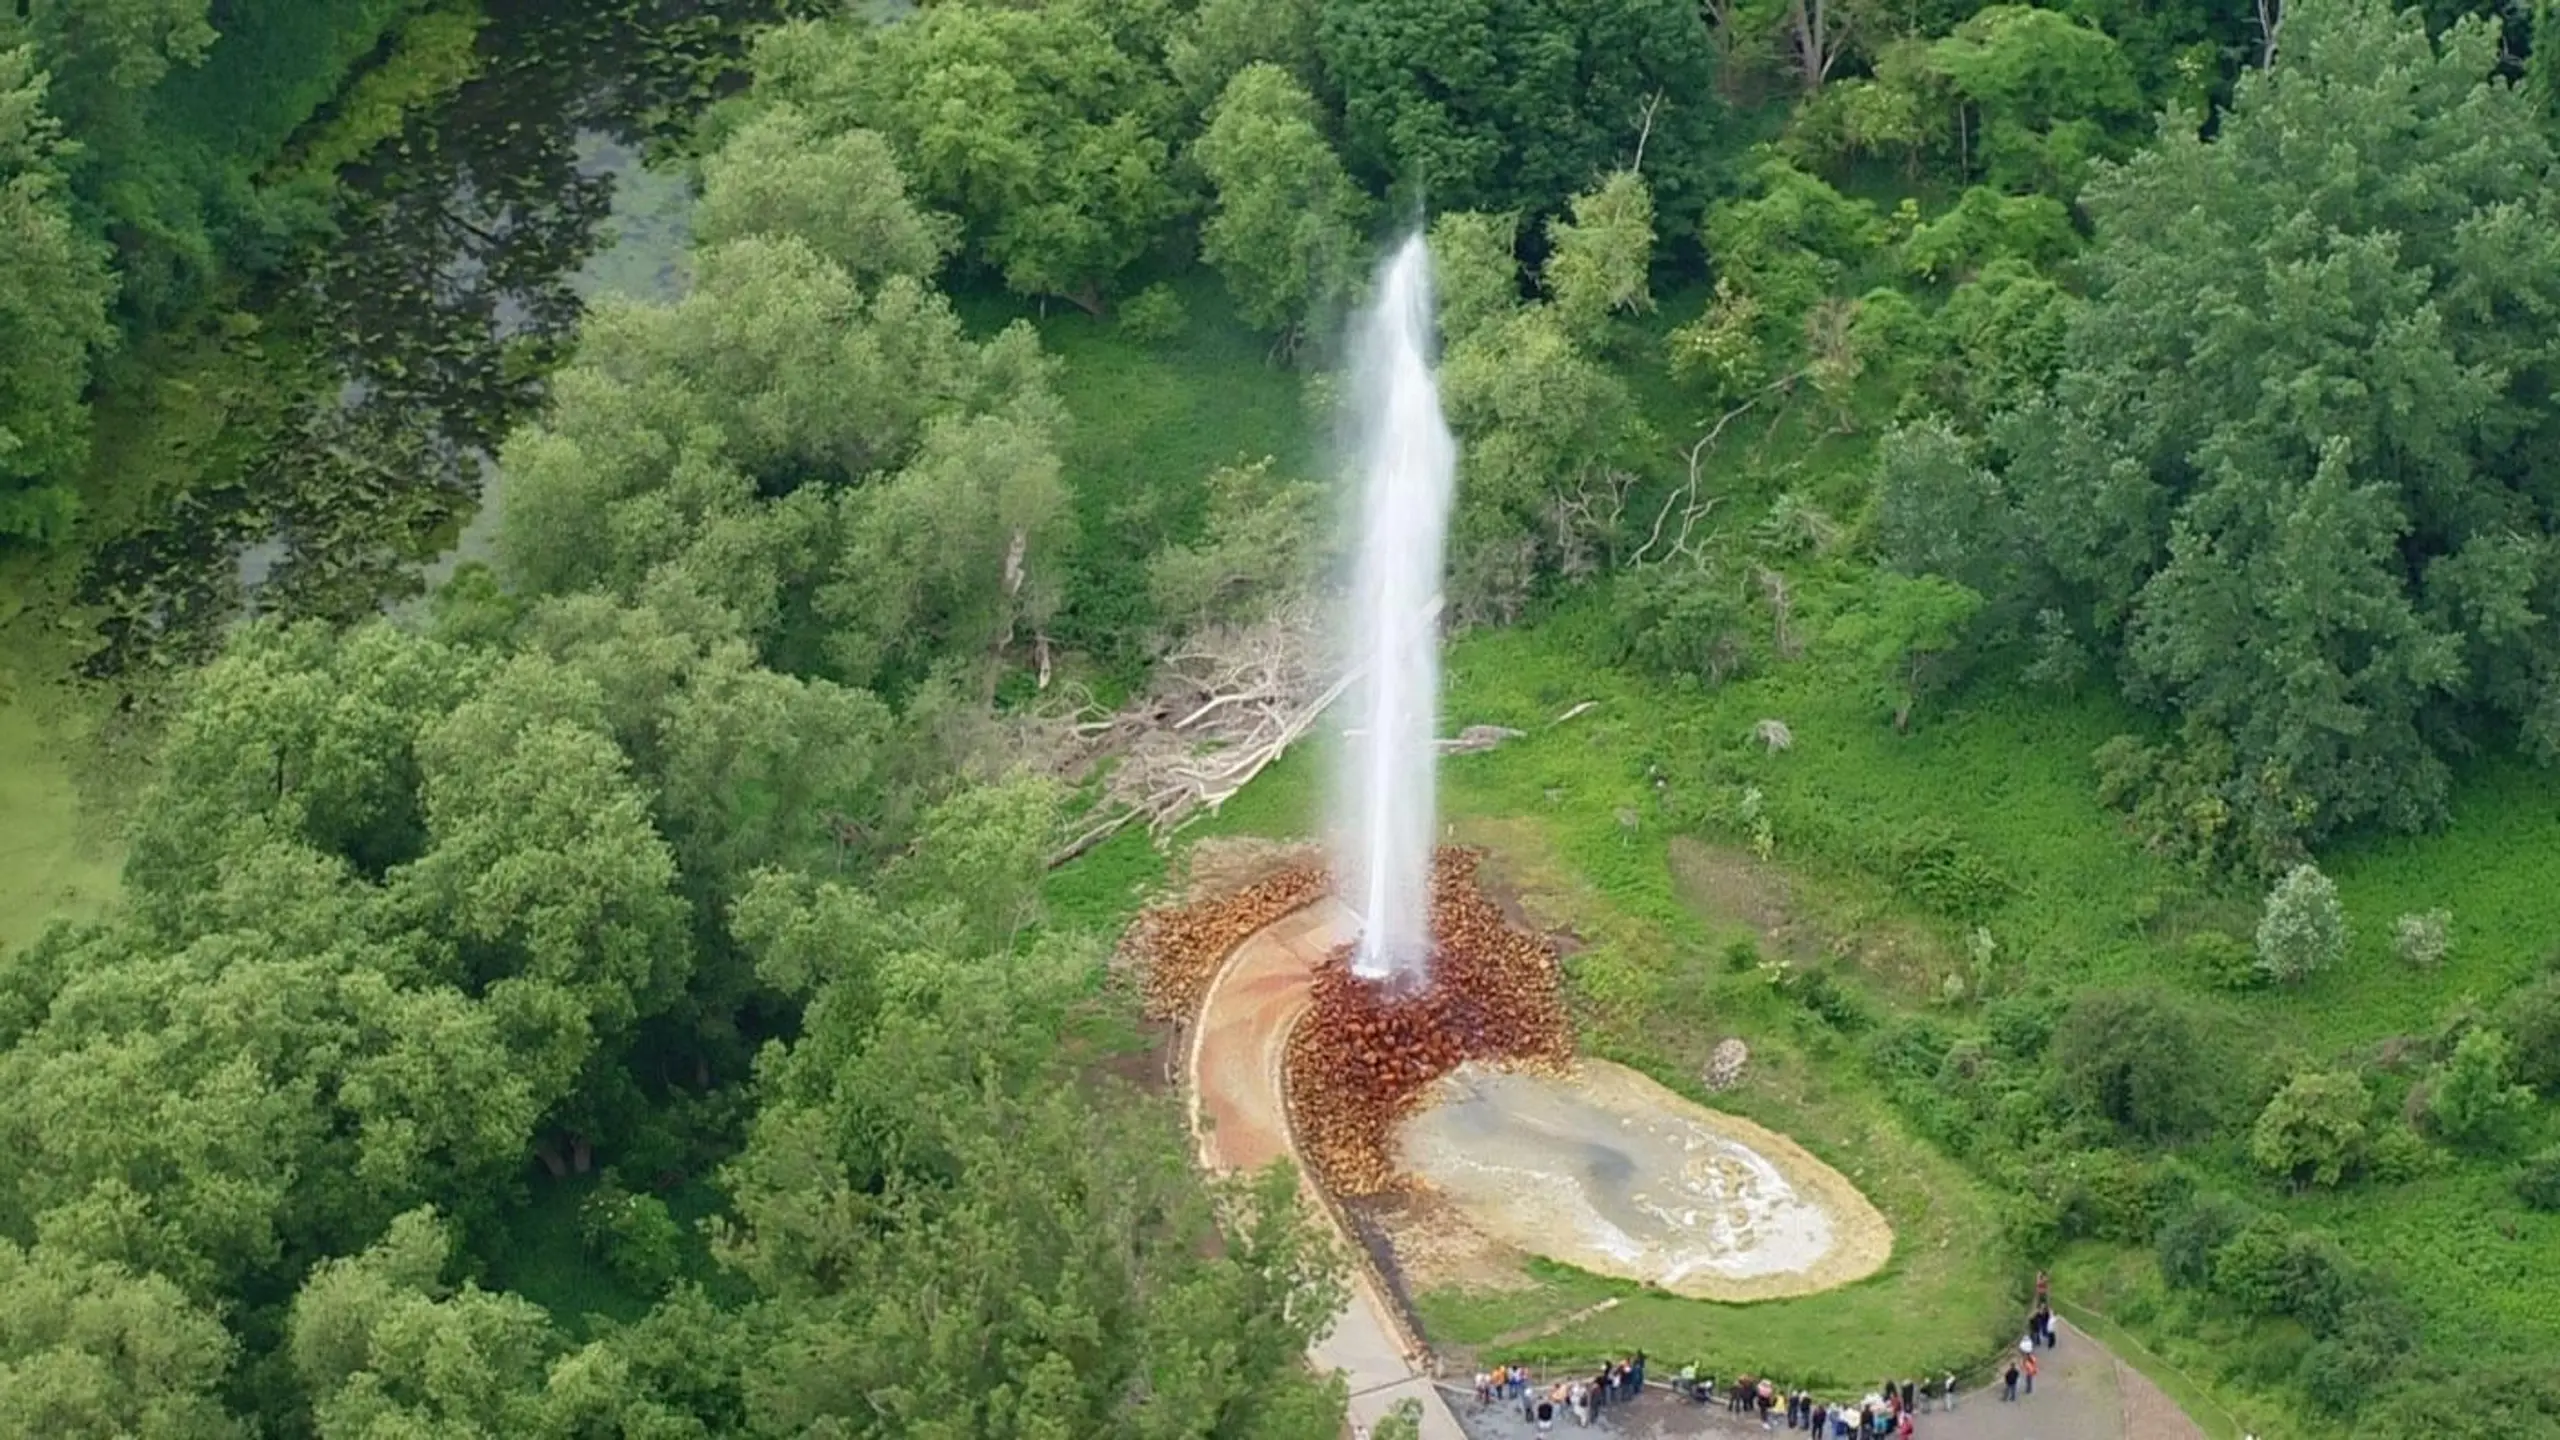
[1126,865,1327,1022]
[1285,849,1572,1196]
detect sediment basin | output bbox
[1395,1060,1893,1301]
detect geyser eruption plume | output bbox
[1336,233,1457,982]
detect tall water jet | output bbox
[1336,233,1457,982]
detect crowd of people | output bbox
[1461,1274,2069,1435]
[1474,1355,1649,1430]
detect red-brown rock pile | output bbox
[1286,849,1571,1196]
[1125,864,1328,1020]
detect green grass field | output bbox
[0,691,122,958]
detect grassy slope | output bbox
[1034,294,2560,1422]
[0,691,122,957]
[958,271,1319,696]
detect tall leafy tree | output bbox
[1438,304,1654,621]
[1167,0,1324,114]
[1543,171,1658,345]
[499,232,1062,681]
[1927,6,2142,194]
[0,48,115,539]
[288,1208,559,1439]
[0,1240,241,1439]
[693,103,958,288]
[1426,209,1524,348]
[1968,0,2560,860]
[751,3,1183,313]
[1315,0,1725,231]
[719,783,1346,1440]
[1194,63,1371,338]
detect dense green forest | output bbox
[7,0,2560,1433]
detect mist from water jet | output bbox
[1335,233,1456,982]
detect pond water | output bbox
[72,0,774,680]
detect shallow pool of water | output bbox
[1395,1060,1892,1300]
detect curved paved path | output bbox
[1189,898,1464,1440]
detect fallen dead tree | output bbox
[1047,597,1447,867]
[1048,603,1332,865]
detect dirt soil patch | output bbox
[1175,836,1325,903]
[1665,836,1816,957]
[1667,836,1953,998]
[1349,1188,1544,1297]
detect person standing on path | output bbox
[1944,1370,1958,1411]
[2001,1360,2020,1402]
[1899,1379,1915,1416]
[2022,1350,2039,1396]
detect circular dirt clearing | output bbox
[1395,1059,1892,1301]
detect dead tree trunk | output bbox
[1787,0,1851,92]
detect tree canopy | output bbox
[1892,0,2560,865]
[1315,0,1726,232]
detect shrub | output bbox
[2210,1216,2373,1331]
[2422,1027,2533,1151]
[1867,1016,1952,1081]
[2055,989,2213,1139]
[2365,1121,2443,1183]
[2298,1336,2395,1415]
[2053,1150,2191,1243]
[1886,824,2012,920]
[2182,929,2262,990]
[2368,1360,2560,1438]
[2256,863,2348,983]
[580,1179,685,1296]
[1116,283,1189,343]
[2299,1281,2423,1413]
[1374,1398,1424,1440]
[1611,565,1755,685]
[2515,1147,2560,1211]
[2156,1192,2254,1290]
[2209,1214,2298,1314]
[1981,993,2061,1062]
[2230,1323,2315,1387]
[2506,974,2560,1095]
[2392,908,2452,969]
[1784,965,1871,1032]
[2251,1070,2370,1188]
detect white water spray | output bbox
[1336,233,1457,982]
